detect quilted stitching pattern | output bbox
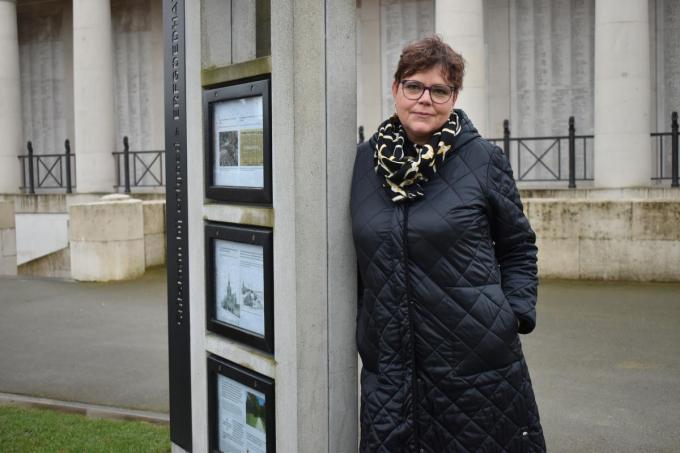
[351,110,546,453]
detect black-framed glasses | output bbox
[400,80,455,104]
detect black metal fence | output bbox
[488,117,594,188]
[113,136,165,192]
[18,140,75,194]
[651,111,679,187]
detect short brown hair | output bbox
[393,34,465,93]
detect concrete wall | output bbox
[0,200,17,276]
[520,187,680,200]
[18,246,70,279]
[0,193,165,214]
[0,194,166,279]
[15,213,68,265]
[527,198,680,281]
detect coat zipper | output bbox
[403,203,421,451]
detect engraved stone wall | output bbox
[509,0,595,181]
[380,0,434,118]
[652,0,680,178]
[18,9,67,156]
[510,0,594,136]
[112,0,154,152]
[660,0,680,126]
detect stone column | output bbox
[179,0,357,451]
[0,0,22,194]
[594,0,651,187]
[73,0,116,193]
[436,0,488,136]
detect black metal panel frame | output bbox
[203,76,273,204]
[164,0,192,449]
[205,222,274,354]
[207,355,276,453]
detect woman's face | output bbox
[391,65,457,145]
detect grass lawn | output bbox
[0,405,170,452]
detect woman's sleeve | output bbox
[486,147,538,334]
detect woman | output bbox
[351,35,546,452]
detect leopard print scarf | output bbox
[374,111,461,202]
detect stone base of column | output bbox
[69,195,145,281]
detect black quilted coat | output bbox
[351,110,546,453]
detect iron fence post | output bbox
[64,139,73,193]
[568,116,576,188]
[27,141,35,194]
[503,119,511,168]
[123,136,131,193]
[672,111,678,188]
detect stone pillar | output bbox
[73,0,116,193]
[594,0,651,187]
[436,0,488,135]
[69,195,145,281]
[0,0,22,194]
[179,0,357,451]
[0,200,17,276]
[269,1,358,450]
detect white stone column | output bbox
[181,0,358,451]
[73,0,116,193]
[0,0,22,194]
[594,0,651,187]
[436,0,488,136]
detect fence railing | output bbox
[112,136,165,192]
[18,140,75,194]
[488,117,593,187]
[651,111,679,187]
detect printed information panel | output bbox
[214,239,265,337]
[204,77,272,204]
[205,222,274,353]
[213,96,265,189]
[208,355,275,453]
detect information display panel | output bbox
[204,77,272,204]
[205,222,274,353]
[208,355,275,453]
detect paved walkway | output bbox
[524,280,680,453]
[0,270,679,451]
[0,268,168,414]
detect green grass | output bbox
[0,405,170,453]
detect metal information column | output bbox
[164,0,191,449]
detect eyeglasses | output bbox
[400,80,455,104]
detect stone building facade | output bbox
[0,0,678,192]
[358,0,680,187]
